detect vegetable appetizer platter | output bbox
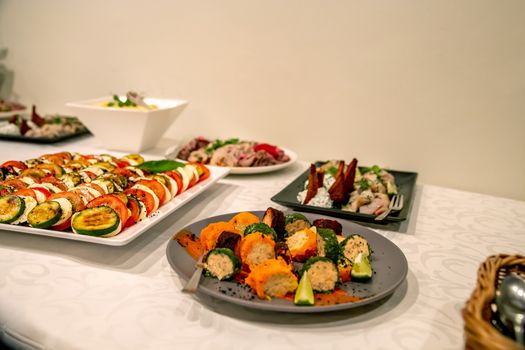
[0,152,229,246]
[272,160,418,224]
[167,208,408,313]
[174,137,297,174]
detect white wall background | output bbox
[1,0,524,200]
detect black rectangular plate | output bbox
[0,129,91,144]
[271,167,418,224]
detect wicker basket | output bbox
[463,254,525,350]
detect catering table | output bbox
[1,137,524,350]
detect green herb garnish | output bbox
[205,138,240,155]
[136,160,185,173]
[327,166,338,176]
[371,165,382,176]
[359,178,370,190]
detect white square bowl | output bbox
[66,96,188,152]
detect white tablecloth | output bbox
[1,137,524,350]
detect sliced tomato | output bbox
[2,179,28,190]
[124,188,157,215]
[112,167,139,179]
[14,188,38,201]
[52,218,72,231]
[134,179,166,205]
[87,194,129,225]
[164,170,183,195]
[41,176,68,192]
[0,160,28,173]
[124,195,141,228]
[48,191,86,212]
[189,162,211,182]
[115,160,130,168]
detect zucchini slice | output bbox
[27,201,62,228]
[71,206,121,237]
[0,195,26,224]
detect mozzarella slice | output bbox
[131,184,159,213]
[38,182,62,194]
[18,176,37,186]
[126,166,144,178]
[176,168,190,192]
[164,175,178,198]
[184,164,200,184]
[12,196,38,225]
[77,185,102,199]
[28,185,50,202]
[51,198,73,226]
[136,199,147,221]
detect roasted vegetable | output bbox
[215,230,242,253]
[301,256,339,293]
[0,195,25,224]
[27,200,62,228]
[337,256,353,283]
[261,207,285,239]
[229,211,260,232]
[204,248,241,280]
[328,161,346,203]
[71,206,121,237]
[304,164,319,204]
[316,228,340,262]
[312,218,342,235]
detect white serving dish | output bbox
[0,165,229,246]
[66,96,188,152]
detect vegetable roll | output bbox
[245,258,298,299]
[286,226,317,262]
[316,228,340,262]
[301,256,339,292]
[240,232,276,269]
[262,207,285,240]
[340,234,372,262]
[229,211,260,232]
[284,213,311,235]
[204,248,241,280]
[243,222,277,240]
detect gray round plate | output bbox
[166,211,408,313]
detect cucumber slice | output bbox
[351,252,373,281]
[72,206,120,236]
[27,201,62,228]
[294,271,314,306]
[0,195,26,224]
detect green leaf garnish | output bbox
[136,160,185,173]
[371,165,381,176]
[205,138,240,155]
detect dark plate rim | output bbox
[166,210,408,313]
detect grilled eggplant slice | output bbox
[261,207,285,239]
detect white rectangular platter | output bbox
[0,165,230,246]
